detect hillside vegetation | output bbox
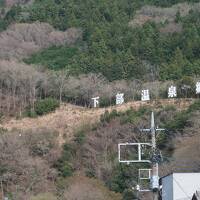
[1,0,200,199]
[0,0,200,80]
[0,0,200,118]
[1,99,199,199]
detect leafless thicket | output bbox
[0,60,47,116]
[0,61,110,115]
[0,59,171,116]
[0,128,59,199]
[77,121,141,183]
[129,2,200,32]
[0,22,82,59]
[5,0,33,7]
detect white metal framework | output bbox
[139,169,152,180]
[118,142,152,163]
[138,169,152,192]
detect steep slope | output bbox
[160,110,200,175]
[63,174,122,200]
[1,99,194,145]
[0,22,81,59]
[0,99,198,199]
[2,1,200,80]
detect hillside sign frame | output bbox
[118,142,152,163]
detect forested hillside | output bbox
[1,0,200,200]
[1,0,200,81]
[0,0,200,117]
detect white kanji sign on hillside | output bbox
[91,97,99,108]
[196,82,200,94]
[116,93,124,105]
[141,90,150,101]
[168,86,177,98]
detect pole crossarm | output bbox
[140,128,165,132]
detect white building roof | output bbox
[161,173,200,200]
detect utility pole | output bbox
[141,112,164,200]
[118,111,164,200]
[1,177,4,200]
[151,112,159,200]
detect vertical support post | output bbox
[138,144,141,161]
[151,112,159,200]
[118,144,120,162]
[1,178,4,200]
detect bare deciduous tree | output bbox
[0,60,44,115]
[0,128,59,199]
[0,23,82,59]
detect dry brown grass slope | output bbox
[1,99,194,145]
[160,110,200,176]
[63,174,122,200]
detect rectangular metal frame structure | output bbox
[138,169,152,192]
[118,143,152,163]
[139,169,152,180]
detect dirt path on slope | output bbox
[1,99,194,145]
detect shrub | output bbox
[54,143,75,177]
[0,127,7,135]
[100,109,119,124]
[163,105,176,112]
[108,163,148,194]
[0,112,3,122]
[25,110,37,118]
[156,132,168,149]
[99,96,115,107]
[122,189,137,200]
[134,93,141,101]
[58,162,74,177]
[24,129,57,157]
[165,111,189,131]
[34,98,59,116]
[30,140,52,156]
[159,88,168,99]
[165,100,200,131]
[176,76,195,98]
[120,107,150,125]
[85,168,96,178]
[188,100,200,113]
[74,130,86,145]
